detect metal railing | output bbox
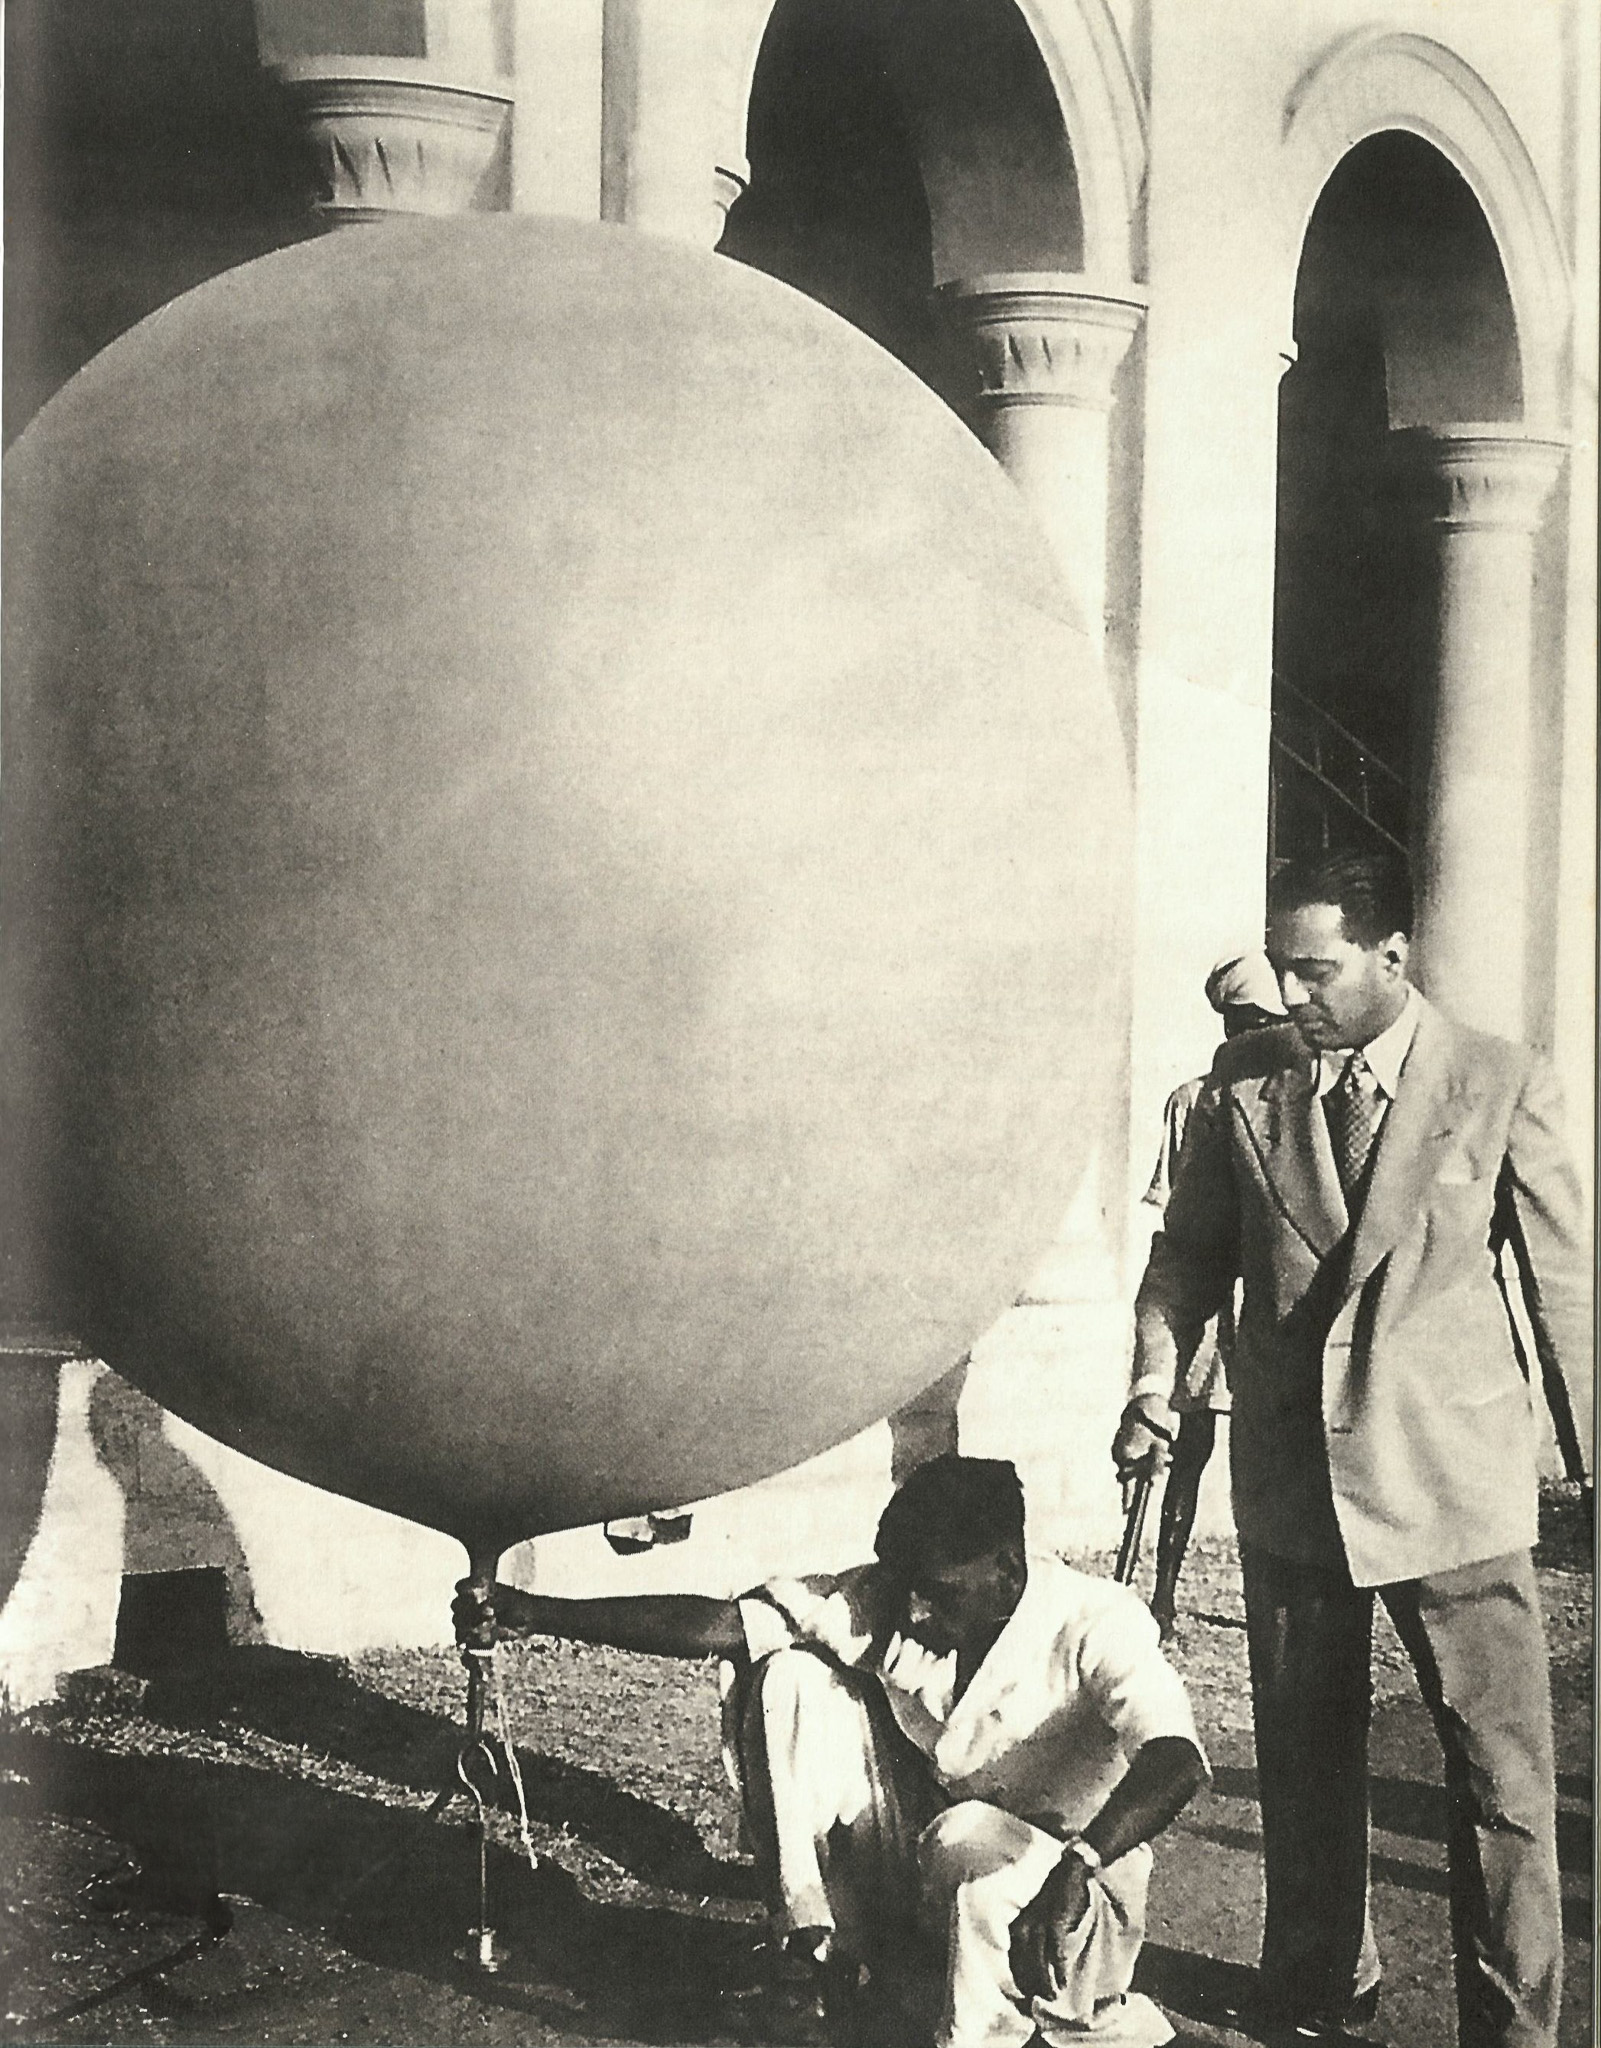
[1269,677,1408,860]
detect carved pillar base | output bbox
[1388,424,1566,1039]
[273,59,512,223]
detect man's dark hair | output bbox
[1268,848,1414,947]
[874,1455,1025,1582]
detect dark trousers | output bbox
[1151,1408,1219,1630]
[1241,1544,1562,2047]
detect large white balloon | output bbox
[1,217,1129,1553]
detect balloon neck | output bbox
[465,1544,501,1592]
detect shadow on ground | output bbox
[2,1648,770,2045]
[136,1645,753,1899]
[1198,1766,1591,1903]
[3,1746,761,2044]
[2,1502,1590,2048]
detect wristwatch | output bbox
[1063,1834,1103,1877]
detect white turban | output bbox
[1204,951,1284,1016]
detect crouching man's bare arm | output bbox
[1009,1735,1209,2001]
[453,1580,746,1662]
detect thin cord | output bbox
[492,1658,539,1875]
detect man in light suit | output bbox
[1113,849,1591,2047]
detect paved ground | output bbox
[1,1497,1590,2047]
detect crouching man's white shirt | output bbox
[738,1552,1204,1825]
[732,1554,1205,2048]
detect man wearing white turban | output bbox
[1138,954,1284,1639]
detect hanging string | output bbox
[493,1666,540,1875]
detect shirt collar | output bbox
[1317,984,1420,1099]
[882,1555,1048,1731]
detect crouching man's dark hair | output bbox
[874,1454,1025,1581]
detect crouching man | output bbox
[454,1454,1208,2048]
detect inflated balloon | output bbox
[1,217,1128,1555]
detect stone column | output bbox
[508,0,604,220]
[938,273,1146,1307]
[710,162,748,246]
[272,59,513,224]
[600,0,734,251]
[931,279,1146,1544]
[937,275,1146,647]
[1389,426,1566,1041]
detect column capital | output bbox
[1387,425,1568,534]
[937,274,1147,413]
[711,161,749,243]
[272,59,512,224]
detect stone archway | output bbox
[1273,45,1572,1041]
[716,0,1145,292]
[1006,0,1146,288]
[714,0,1145,1537]
[720,0,1148,649]
[1272,130,1525,854]
[1280,31,1571,431]
[714,0,944,392]
[880,0,1085,283]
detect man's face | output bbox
[901,1542,1025,1660]
[1267,900,1409,1053]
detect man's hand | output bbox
[1008,1851,1092,2003]
[452,1577,501,1649]
[1112,1396,1175,1510]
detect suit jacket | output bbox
[1133,995,1592,1586]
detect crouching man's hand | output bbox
[1008,1848,1093,2003]
[452,1577,501,1650]
[1009,1737,1209,2003]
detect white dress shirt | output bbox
[1315,983,1421,1110]
[738,1553,1204,1835]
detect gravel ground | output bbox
[0,1484,1590,2046]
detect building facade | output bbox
[2,0,1594,1697]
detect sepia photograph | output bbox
[0,2,1594,2044]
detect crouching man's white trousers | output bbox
[724,1647,1174,2048]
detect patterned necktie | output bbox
[1325,1051,1384,1199]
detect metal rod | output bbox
[1114,1467,1156,1585]
[1269,737,1408,853]
[457,1545,503,1974]
[1271,674,1406,792]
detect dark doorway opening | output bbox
[717,0,941,392]
[1269,131,1520,870]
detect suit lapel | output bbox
[1345,997,1465,1291]
[1238,1055,1349,1257]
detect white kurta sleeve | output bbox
[1074,1585,1207,1766]
[735,1563,888,1668]
[1143,1083,1195,1210]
